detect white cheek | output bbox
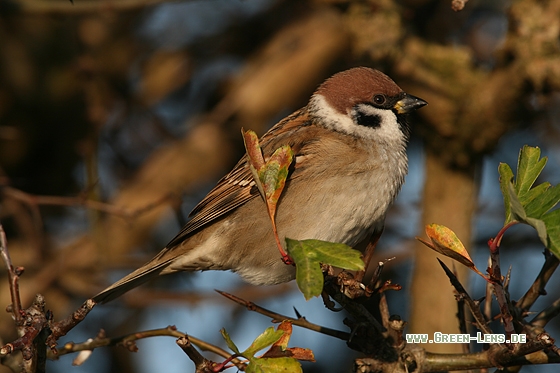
[309,94,359,134]
[309,94,404,144]
[353,104,403,143]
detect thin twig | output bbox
[488,223,517,339]
[454,263,470,354]
[215,290,350,341]
[176,336,216,373]
[379,293,406,349]
[189,335,243,364]
[531,298,560,328]
[379,292,390,330]
[517,252,559,311]
[437,259,492,335]
[51,326,242,368]
[367,257,395,292]
[3,186,172,221]
[0,224,23,321]
[51,326,180,357]
[47,299,96,352]
[355,229,382,283]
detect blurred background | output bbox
[1,0,560,372]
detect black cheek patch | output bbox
[355,111,381,128]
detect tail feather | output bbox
[92,259,173,304]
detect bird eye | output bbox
[373,94,386,105]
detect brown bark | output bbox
[409,153,476,353]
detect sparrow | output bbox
[93,67,427,303]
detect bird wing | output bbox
[164,108,312,248]
[93,109,315,304]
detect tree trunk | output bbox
[409,151,477,353]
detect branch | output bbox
[176,337,216,373]
[215,290,350,341]
[3,186,172,221]
[487,333,557,368]
[435,260,560,370]
[47,299,96,351]
[51,326,178,357]
[517,252,559,311]
[488,223,517,339]
[0,225,23,321]
[355,229,383,283]
[53,326,242,368]
[437,259,492,335]
[0,295,49,373]
[531,298,560,328]
[424,347,560,371]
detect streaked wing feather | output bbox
[165,109,311,248]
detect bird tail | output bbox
[92,259,173,304]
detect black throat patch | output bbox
[354,110,381,128]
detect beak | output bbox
[394,94,428,114]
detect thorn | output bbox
[215,289,232,299]
[293,307,302,319]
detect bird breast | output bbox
[277,140,407,247]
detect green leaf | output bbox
[543,209,560,259]
[498,145,560,258]
[221,328,240,354]
[515,145,547,196]
[302,240,364,271]
[259,161,281,196]
[285,238,364,300]
[286,238,324,300]
[525,217,548,246]
[498,162,515,223]
[525,184,560,218]
[246,357,302,373]
[242,328,284,359]
[505,164,547,246]
[259,145,293,200]
[507,182,527,221]
[257,145,293,222]
[520,182,551,208]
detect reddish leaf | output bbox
[271,321,293,349]
[242,129,265,171]
[259,145,294,216]
[242,129,266,200]
[242,129,294,263]
[417,224,488,280]
[260,321,315,362]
